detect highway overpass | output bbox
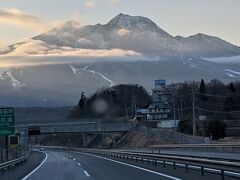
[15,122,134,134]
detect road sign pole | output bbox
[5,136,8,161]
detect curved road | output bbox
[23,151,179,180]
[1,150,238,180]
[23,151,91,180]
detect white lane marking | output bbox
[22,152,48,180]
[83,170,90,177]
[73,158,76,161]
[73,151,181,180]
[77,163,82,166]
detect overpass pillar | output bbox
[82,133,93,147]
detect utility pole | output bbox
[180,97,183,120]
[125,104,128,119]
[5,136,8,161]
[173,95,176,130]
[192,82,196,136]
[131,91,136,118]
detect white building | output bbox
[137,80,179,128]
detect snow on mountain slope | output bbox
[32,13,178,56]
[69,63,117,87]
[0,56,239,106]
[2,71,26,88]
[176,33,240,58]
[69,64,81,75]
[225,69,240,76]
[3,13,240,58]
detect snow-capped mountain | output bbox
[176,33,240,58]
[5,13,240,58]
[1,13,240,106]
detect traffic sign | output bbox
[8,135,19,146]
[0,107,15,136]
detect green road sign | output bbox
[0,107,15,136]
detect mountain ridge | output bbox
[3,13,240,58]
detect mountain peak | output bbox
[105,13,163,33]
[116,13,129,18]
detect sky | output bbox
[0,0,239,47]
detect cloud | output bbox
[0,8,46,32]
[109,0,120,4]
[84,1,96,8]
[0,42,5,50]
[0,41,9,52]
[5,39,141,57]
[117,28,130,36]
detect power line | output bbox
[175,106,193,111]
[196,92,240,98]
[175,94,192,98]
[195,106,240,114]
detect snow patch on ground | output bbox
[95,72,116,87]
[69,64,81,75]
[82,63,93,71]
[187,58,197,68]
[226,73,236,78]
[225,69,240,75]
[204,56,240,64]
[69,63,117,87]
[5,72,26,88]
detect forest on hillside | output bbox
[70,84,152,119]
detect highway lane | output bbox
[3,149,238,180]
[0,151,45,180]
[23,151,92,180]
[63,151,181,180]
[66,150,238,180]
[21,150,181,180]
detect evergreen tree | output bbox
[78,92,86,109]
[199,79,207,101]
[229,83,236,93]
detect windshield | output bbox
[0,1,240,180]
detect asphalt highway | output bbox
[0,151,45,180]
[1,150,239,180]
[23,151,92,180]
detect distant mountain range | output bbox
[4,13,240,58]
[0,14,240,106]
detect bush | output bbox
[205,120,226,140]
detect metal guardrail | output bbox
[44,146,240,180]
[116,149,240,163]
[153,144,240,148]
[0,154,29,171]
[0,148,29,163]
[152,144,240,153]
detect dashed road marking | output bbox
[74,151,181,180]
